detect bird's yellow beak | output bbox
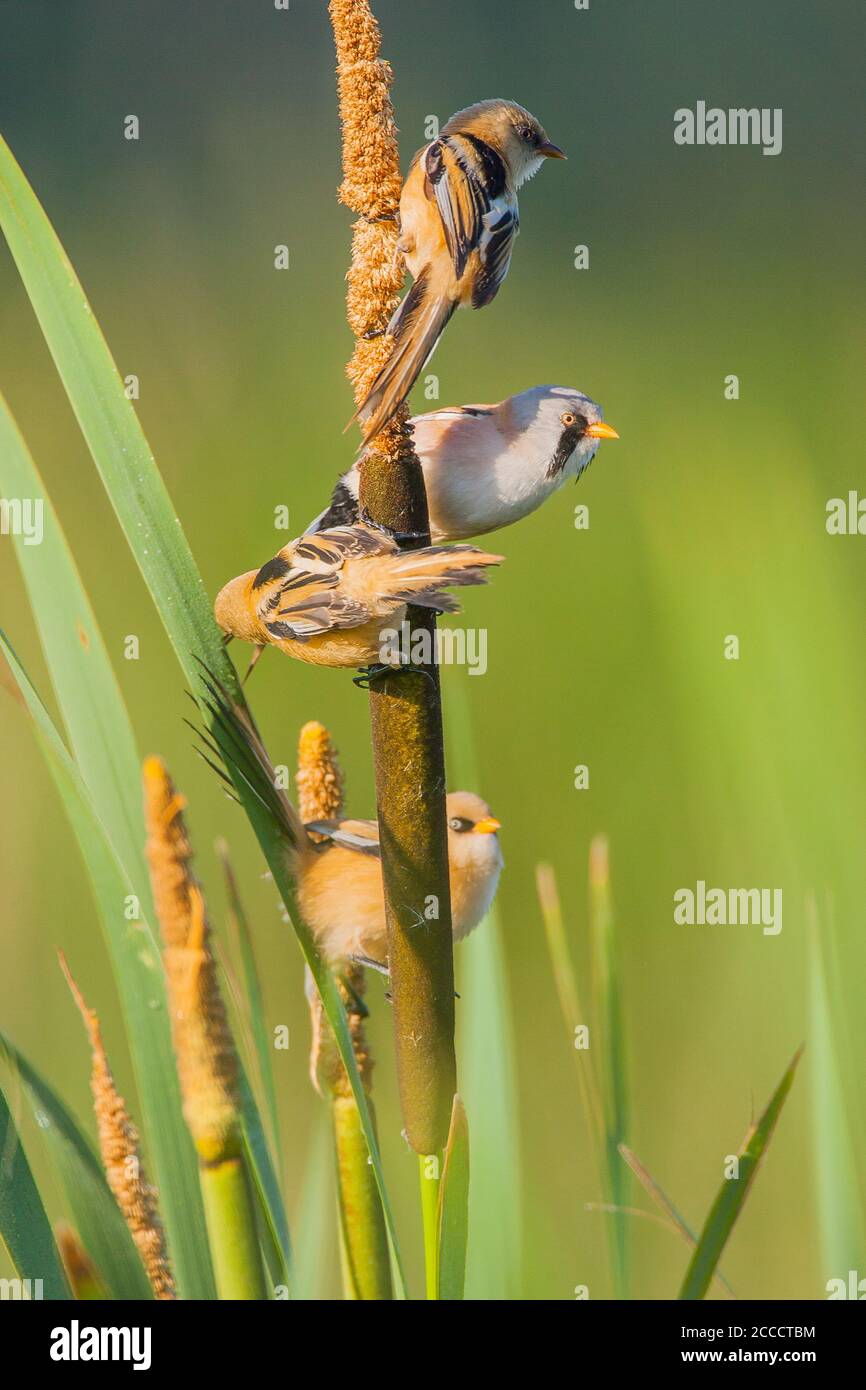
[585,421,620,441]
[539,141,567,160]
[473,816,501,835]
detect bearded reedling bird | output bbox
[297,790,503,966]
[315,386,619,543]
[351,99,566,447]
[214,524,502,670]
[192,682,504,968]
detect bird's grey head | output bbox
[510,386,619,482]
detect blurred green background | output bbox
[1,0,864,1299]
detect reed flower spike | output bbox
[59,953,175,1300]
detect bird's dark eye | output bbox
[560,411,587,432]
[448,816,473,833]
[516,123,535,143]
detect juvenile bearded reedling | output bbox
[296,788,505,966]
[214,523,502,670]
[195,691,504,968]
[296,721,371,1097]
[350,99,566,445]
[312,386,620,542]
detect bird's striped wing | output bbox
[303,818,381,857]
[254,526,393,640]
[290,527,388,567]
[424,133,513,284]
[472,203,519,307]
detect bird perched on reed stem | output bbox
[316,386,619,542]
[192,683,503,970]
[298,790,503,966]
[214,523,502,670]
[350,99,566,446]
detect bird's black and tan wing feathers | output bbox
[424,133,517,295]
[253,527,391,641]
[251,525,502,641]
[303,818,381,857]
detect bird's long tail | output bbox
[350,266,455,448]
[372,543,503,613]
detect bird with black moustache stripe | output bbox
[314,386,618,543]
[298,790,504,966]
[350,99,566,447]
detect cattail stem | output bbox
[200,1152,267,1301]
[418,1154,442,1300]
[300,721,393,1300]
[329,0,457,1159]
[333,1095,393,1299]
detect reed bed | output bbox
[0,0,834,1304]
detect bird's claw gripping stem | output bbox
[357,510,428,546]
[353,662,437,691]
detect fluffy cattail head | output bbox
[297,721,345,831]
[59,954,175,1300]
[329,0,413,462]
[143,757,240,1163]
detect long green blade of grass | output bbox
[0,1034,152,1300]
[292,1115,336,1301]
[588,836,630,1299]
[0,132,405,1293]
[0,1084,71,1299]
[536,861,604,1151]
[618,1143,734,1298]
[0,135,227,690]
[807,898,866,1283]
[679,1047,803,1301]
[221,844,282,1168]
[238,1068,292,1297]
[0,632,214,1298]
[437,1095,470,1302]
[0,391,150,913]
[443,671,522,1299]
[0,397,214,1295]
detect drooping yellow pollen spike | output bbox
[142,757,268,1300]
[142,756,239,1163]
[58,953,176,1300]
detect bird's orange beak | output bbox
[473,816,501,835]
[539,141,567,160]
[585,421,620,441]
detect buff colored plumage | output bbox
[214,523,502,669]
[351,99,566,445]
[295,788,503,965]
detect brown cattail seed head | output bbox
[59,954,175,1300]
[297,721,345,829]
[329,0,416,466]
[143,756,240,1163]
